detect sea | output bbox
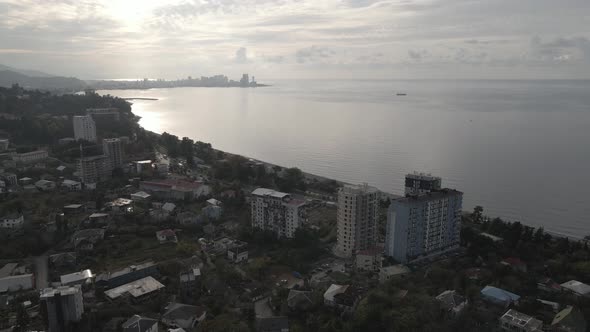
[98,79,590,238]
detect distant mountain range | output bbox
[0,64,86,91]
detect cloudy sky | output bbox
[0,0,589,79]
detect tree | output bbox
[472,206,484,223]
[180,137,195,166]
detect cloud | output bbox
[235,47,248,64]
[295,46,336,64]
[530,36,590,62]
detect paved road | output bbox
[34,255,48,289]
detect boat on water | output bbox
[396,93,407,96]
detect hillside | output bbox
[0,69,86,91]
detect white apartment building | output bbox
[0,214,24,229]
[41,286,84,332]
[499,309,543,332]
[12,150,48,164]
[102,138,124,169]
[336,184,380,258]
[73,115,97,142]
[251,188,306,238]
[77,155,112,184]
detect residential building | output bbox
[161,303,207,330]
[131,191,151,202]
[72,228,105,251]
[499,309,543,332]
[73,115,97,142]
[561,280,590,297]
[12,149,48,163]
[0,263,34,292]
[227,244,248,263]
[435,290,468,317]
[40,286,84,332]
[551,306,587,332]
[323,284,364,313]
[77,155,111,184]
[538,277,562,293]
[385,189,463,263]
[0,139,8,151]
[501,257,528,272]
[0,214,24,229]
[103,138,124,169]
[179,268,201,300]
[287,290,313,311]
[250,188,306,238]
[95,261,158,289]
[86,107,120,121]
[35,179,56,191]
[140,179,211,200]
[480,285,520,307]
[355,247,382,271]
[106,198,133,214]
[61,179,82,191]
[60,269,94,287]
[336,184,380,257]
[378,265,410,283]
[122,315,158,332]
[405,172,442,196]
[0,172,17,186]
[104,276,164,303]
[156,229,178,244]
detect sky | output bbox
[0,0,589,80]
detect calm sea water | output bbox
[99,79,590,238]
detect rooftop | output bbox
[0,263,18,278]
[341,183,379,194]
[104,276,164,300]
[252,187,290,199]
[324,284,349,302]
[500,309,543,331]
[98,261,156,281]
[60,269,93,285]
[121,315,158,332]
[380,265,411,276]
[561,280,590,295]
[481,285,520,303]
[395,188,463,203]
[40,285,81,298]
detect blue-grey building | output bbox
[385,189,462,263]
[96,261,158,289]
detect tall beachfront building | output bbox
[336,184,380,258]
[73,115,97,142]
[102,138,124,169]
[385,189,463,263]
[250,188,306,238]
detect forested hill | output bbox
[0,70,86,91]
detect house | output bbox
[379,265,410,283]
[256,316,290,332]
[56,165,67,172]
[49,252,77,268]
[104,276,164,303]
[501,257,528,273]
[202,205,222,220]
[355,247,382,271]
[180,268,202,300]
[0,263,34,293]
[161,303,207,329]
[162,202,176,214]
[19,177,33,185]
[499,309,543,332]
[0,214,24,229]
[227,245,249,263]
[139,179,211,200]
[95,261,158,289]
[435,290,468,316]
[560,280,590,297]
[130,191,151,202]
[61,179,82,191]
[64,204,85,215]
[87,212,110,226]
[122,315,158,332]
[0,173,17,186]
[157,229,178,244]
[287,289,313,311]
[176,211,202,225]
[107,198,133,214]
[481,285,520,307]
[72,228,105,251]
[35,179,56,191]
[551,306,587,332]
[60,269,94,287]
[323,284,363,313]
[206,198,222,207]
[538,277,562,293]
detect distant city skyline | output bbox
[1,0,589,80]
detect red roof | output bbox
[158,229,176,236]
[502,257,525,266]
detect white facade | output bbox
[0,274,34,292]
[41,286,84,332]
[102,138,124,168]
[250,188,305,238]
[336,184,380,258]
[73,115,97,142]
[0,139,8,151]
[0,214,24,229]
